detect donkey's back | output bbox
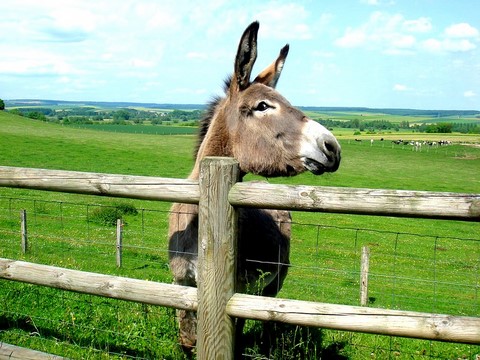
[169,203,291,294]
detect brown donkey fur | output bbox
[168,21,341,352]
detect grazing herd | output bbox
[354,138,453,151]
[390,139,452,147]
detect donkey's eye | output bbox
[254,101,271,112]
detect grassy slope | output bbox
[0,111,195,177]
[1,111,479,359]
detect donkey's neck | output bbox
[188,111,233,180]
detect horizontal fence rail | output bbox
[1,258,479,345]
[227,294,480,345]
[0,342,68,360]
[0,258,197,311]
[0,166,199,204]
[1,166,479,221]
[229,182,480,221]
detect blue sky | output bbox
[1,0,479,110]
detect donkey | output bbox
[168,21,341,351]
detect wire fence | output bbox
[0,194,479,359]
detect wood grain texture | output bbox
[360,246,370,307]
[20,210,27,254]
[226,293,480,344]
[0,342,67,360]
[197,158,240,360]
[229,182,480,221]
[0,258,197,311]
[0,166,199,203]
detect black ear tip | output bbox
[281,44,290,56]
[246,21,260,33]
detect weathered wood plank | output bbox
[360,246,370,307]
[116,219,123,268]
[20,210,27,254]
[0,342,67,360]
[226,293,480,344]
[197,157,240,360]
[0,258,197,311]
[0,166,199,204]
[229,182,480,221]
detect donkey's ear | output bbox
[233,21,259,91]
[254,44,289,89]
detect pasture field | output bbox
[303,109,480,125]
[0,110,479,359]
[67,124,198,135]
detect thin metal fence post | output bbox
[116,219,123,268]
[21,210,28,254]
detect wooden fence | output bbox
[0,159,479,359]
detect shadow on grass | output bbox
[0,314,186,360]
[241,321,349,359]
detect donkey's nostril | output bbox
[325,141,336,153]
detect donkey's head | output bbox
[195,21,341,178]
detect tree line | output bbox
[3,99,479,134]
[5,107,203,126]
[318,118,480,134]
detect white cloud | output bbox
[464,90,476,98]
[403,17,432,33]
[421,22,479,53]
[422,38,442,52]
[393,84,408,91]
[390,34,416,48]
[336,15,479,56]
[15,3,100,43]
[335,27,367,47]
[136,4,175,27]
[335,12,421,54]
[443,38,476,52]
[445,23,479,38]
[0,47,80,76]
[256,3,312,40]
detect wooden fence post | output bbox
[197,157,240,360]
[360,246,370,306]
[21,210,28,254]
[116,219,123,268]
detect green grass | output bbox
[67,123,198,135]
[0,111,479,359]
[0,111,195,177]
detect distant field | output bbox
[68,123,197,135]
[334,128,480,142]
[68,122,480,142]
[0,110,479,359]
[305,110,479,122]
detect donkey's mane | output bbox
[194,77,232,159]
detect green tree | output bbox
[113,109,131,121]
[27,111,47,121]
[437,122,453,133]
[0,99,4,110]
